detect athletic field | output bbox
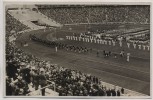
[16,23,150,95]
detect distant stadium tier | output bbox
[7,5,62,30]
[6,4,37,10]
[37,5,150,24]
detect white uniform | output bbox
[127,53,130,62]
[85,38,88,42]
[68,36,70,40]
[97,39,100,44]
[104,40,107,45]
[147,46,150,51]
[133,44,136,49]
[73,36,75,40]
[138,45,141,50]
[94,39,97,43]
[90,39,93,43]
[99,40,102,44]
[127,43,130,48]
[82,38,85,42]
[112,41,115,46]
[55,47,57,52]
[143,45,146,50]
[119,41,122,47]
[79,37,81,41]
[66,36,68,39]
[109,41,111,45]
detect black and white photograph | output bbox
[3,1,151,98]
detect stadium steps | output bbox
[8,10,44,30]
[37,11,62,27]
[8,9,62,30]
[20,20,44,30]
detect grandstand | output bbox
[5,4,150,97]
[37,5,150,24]
[6,4,62,30]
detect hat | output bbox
[40,68,45,72]
[6,76,8,80]
[19,89,24,94]
[26,65,30,68]
[31,66,35,70]
[17,76,22,80]
[58,86,62,89]
[80,91,83,93]
[20,62,25,66]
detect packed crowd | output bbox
[6,12,29,37]
[37,5,150,43]
[37,5,150,24]
[36,5,150,44]
[6,11,30,95]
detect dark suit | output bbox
[39,73,47,96]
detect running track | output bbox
[15,30,150,95]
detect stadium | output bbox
[5,4,150,97]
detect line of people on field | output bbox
[30,34,92,54]
[30,34,131,62]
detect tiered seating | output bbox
[6,12,29,36]
[37,5,150,24]
[8,9,62,30]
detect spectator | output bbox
[121,88,124,94]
